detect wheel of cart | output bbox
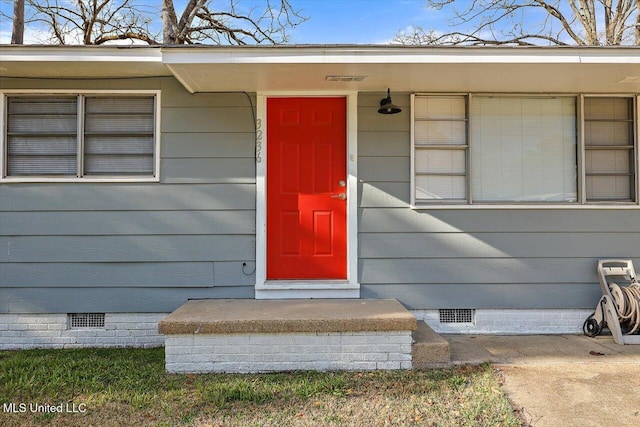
[583,260,640,345]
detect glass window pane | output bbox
[584,97,635,202]
[416,175,466,201]
[470,96,577,202]
[415,149,465,174]
[6,97,78,176]
[585,121,632,146]
[83,97,155,176]
[584,98,632,120]
[586,176,631,201]
[415,121,466,145]
[413,95,468,204]
[414,97,466,120]
[586,150,631,174]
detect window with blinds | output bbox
[84,97,155,176]
[4,94,157,179]
[411,94,637,206]
[412,96,468,202]
[470,96,578,202]
[7,97,78,176]
[584,97,635,202]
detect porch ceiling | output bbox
[162,45,640,94]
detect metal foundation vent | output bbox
[68,313,105,329]
[439,309,475,324]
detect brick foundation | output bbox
[164,331,413,373]
[0,313,167,350]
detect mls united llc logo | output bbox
[3,402,87,414]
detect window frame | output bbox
[410,94,469,204]
[0,89,161,183]
[411,93,640,209]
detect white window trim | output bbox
[0,89,161,183]
[254,91,359,299]
[410,93,640,210]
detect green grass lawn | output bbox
[0,348,522,426]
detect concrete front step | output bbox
[158,299,417,335]
[159,299,418,373]
[412,321,451,369]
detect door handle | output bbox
[331,192,346,200]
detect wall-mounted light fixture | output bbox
[378,88,402,115]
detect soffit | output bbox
[162,46,640,93]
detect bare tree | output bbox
[394,0,640,46]
[16,0,159,45]
[4,0,306,45]
[11,0,25,44]
[161,0,306,45]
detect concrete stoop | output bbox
[159,299,452,373]
[412,321,451,369]
[159,299,418,373]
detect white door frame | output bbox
[255,91,360,299]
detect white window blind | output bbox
[413,96,467,202]
[470,97,577,202]
[6,97,78,176]
[84,97,155,176]
[584,97,635,202]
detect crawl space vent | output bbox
[439,309,475,324]
[68,313,105,329]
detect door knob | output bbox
[331,192,346,200]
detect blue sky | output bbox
[0,0,442,44]
[290,0,437,44]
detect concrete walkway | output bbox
[446,334,640,427]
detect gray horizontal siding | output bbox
[0,261,254,288]
[0,184,255,211]
[162,107,254,133]
[0,77,257,314]
[358,258,637,284]
[0,210,255,235]
[161,158,255,184]
[361,283,600,310]
[356,92,639,310]
[0,262,215,287]
[360,232,640,259]
[360,208,640,233]
[162,133,256,158]
[359,182,410,208]
[1,287,254,314]
[359,157,409,183]
[4,235,254,262]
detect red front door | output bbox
[267,97,347,279]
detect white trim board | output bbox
[255,91,359,299]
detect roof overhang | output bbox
[162,45,640,93]
[0,45,170,79]
[1,45,639,94]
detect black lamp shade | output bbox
[378,89,402,114]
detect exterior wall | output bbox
[357,92,640,311]
[2,82,638,323]
[0,313,166,350]
[165,331,413,373]
[0,78,256,314]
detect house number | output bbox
[256,118,263,163]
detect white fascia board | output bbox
[161,46,640,65]
[0,46,162,63]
